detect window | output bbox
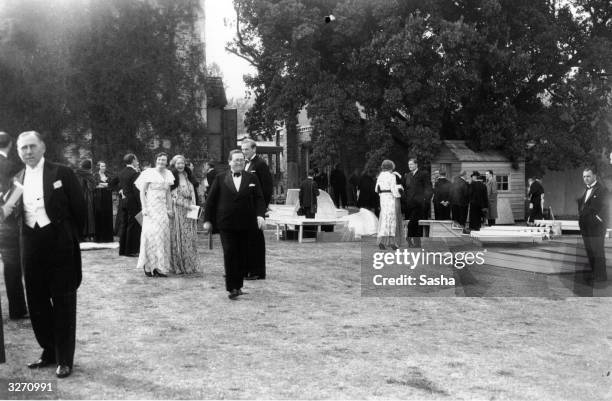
[496,174,509,191]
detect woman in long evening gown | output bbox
[93,161,115,242]
[135,152,175,277]
[169,155,199,274]
[76,159,96,241]
[375,160,401,249]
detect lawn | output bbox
[0,231,610,400]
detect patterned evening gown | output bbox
[136,169,174,275]
[170,173,199,274]
[375,171,401,239]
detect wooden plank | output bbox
[484,251,589,274]
[493,248,590,265]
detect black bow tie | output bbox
[587,185,593,189]
[233,172,241,178]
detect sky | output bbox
[205,0,256,102]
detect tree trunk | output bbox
[286,112,299,189]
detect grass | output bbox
[0,231,611,400]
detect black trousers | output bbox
[405,204,424,238]
[0,223,27,318]
[452,205,467,226]
[245,229,266,279]
[22,224,77,367]
[581,231,607,282]
[118,206,141,256]
[468,204,483,231]
[220,231,248,291]
[332,186,347,208]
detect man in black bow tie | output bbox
[203,150,266,299]
[577,167,609,286]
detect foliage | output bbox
[0,0,207,168]
[231,0,612,174]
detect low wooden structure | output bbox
[430,140,525,222]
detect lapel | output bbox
[13,168,25,219]
[585,182,601,205]
[43,161,57,209]
[238,171,249,194]
[224,171,238,194]
[246,155,257,173]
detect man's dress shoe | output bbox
[28,358,55,369]
[153,269,167,277]
[228,289,241,299]
[56,365,72,378]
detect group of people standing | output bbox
[369,158,500,249]
[0,130,276,378]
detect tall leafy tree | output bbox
[0,0,206,167]
[232,0,611,175]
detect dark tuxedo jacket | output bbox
[578,181,609,236]
[246,155,273,206]
[117,166,141,212]
[0,153,21,246]
[403,169,432,210]
[433,177,452,203]
[450,177,469,207]
[469,180,489,209]
[15,160,87,290]
[0,154,21,221]
[204,170,266,232]
[206,168,217,196]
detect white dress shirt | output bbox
[232,171,242,191]
[0,150,7,158]
[585,181,597,203]
[23,157,51,228]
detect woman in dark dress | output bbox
[76,159,96,241]
[94,161,115,242]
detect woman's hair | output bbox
[169,154,185,168]
[155,152,168,161]
[381,159,395,171]
[170,154,193,190]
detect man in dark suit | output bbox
[117,153,141,256]
[241,139,273,280]
[204,161,217,199]
[330,163,347,208]
[0,132,28,320]
[203,150,266,299]
[468,171,488,231]
[450,171,469,229]
[15,131,86,378]
[402,158,432,247]
[578,167,609,285]
[433,170,452,220]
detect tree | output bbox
[230,0,611,176]
[0,0,207,167]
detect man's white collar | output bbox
[26,157,45,171]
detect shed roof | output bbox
[205,76,228,108]
[440,140,510,162]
